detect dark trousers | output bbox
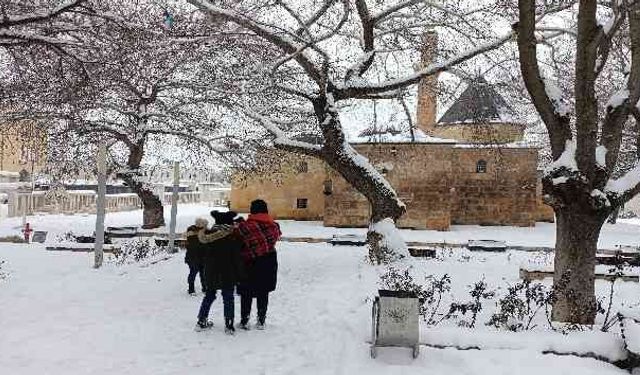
[240,293,269,323]
[198,287,235,321]
[187,263,204,293]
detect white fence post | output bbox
[168,161,179,253]
[94,142,107,269]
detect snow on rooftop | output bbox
[453,141,534,149]
[350,127,457,144]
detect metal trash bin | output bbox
[370,289,420,359]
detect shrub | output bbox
[0,235,26,243]
[114,239,165,266]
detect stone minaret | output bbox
[416,31,439,135]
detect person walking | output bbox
[236,199,281,330]
[184,218,208,295]
[195,211,245,335]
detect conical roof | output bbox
[437,77,517,125]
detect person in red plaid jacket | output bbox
[235,199,281,330]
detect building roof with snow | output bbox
[437,76,517,125]
[350,126,456,144]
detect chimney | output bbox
[416,30,439,135]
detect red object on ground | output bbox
[22,223,33,243]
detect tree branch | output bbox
[334,32,514,100]
[187,0,325,87]
[516,0,572,159]
[0,0,87,28]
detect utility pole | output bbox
[168,161,179,253]
[94,142,107,269]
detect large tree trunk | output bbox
[119,141,165,229]
[551,209,605,323]
[311,93,408,264]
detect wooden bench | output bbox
[408,247,437,258]
[519,268,639,282]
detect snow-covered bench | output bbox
[330,234,366,246]
[467,239,507,252]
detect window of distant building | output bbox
[476,160,487,173]
[297,161,308,173]
[323,179,333,195]
[296,198,308,209]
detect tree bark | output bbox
[120,141,165,229]
[311,93,407,264]
[552,208,606,324]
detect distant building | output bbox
[230,32,554,230]
[0,121,46,181]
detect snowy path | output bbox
[0,242,630,374]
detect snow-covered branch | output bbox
[187,0,325,86]
[0,0,87,28]
[334,32,514,100]
[241,107,323,158]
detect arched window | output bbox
[476,160,487,173]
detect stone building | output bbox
[0,121,46,180]
[230,33,554,230]
[230,78,554,230]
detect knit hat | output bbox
[194,217,208,229]
[249,199,268,214]
[210,210,238,225]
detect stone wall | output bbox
[449,147,538,226]
[230,144,544,230]
[324,143,541,230]
[230,153,325,220]
[325,144,456,230]
[434,123,525,144]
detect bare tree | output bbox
[515,0,640,323]
[2,1,248,228]
[0,0,91,53]
[187,0,565,263]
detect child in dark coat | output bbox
[184,218,208,295]
[195,211,245,335]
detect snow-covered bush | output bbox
[55,231,77,243]
[487,280,551,332]
[0,260,7,281]
[114,239,167,266]
[380,267,496,328]
[448,280,495,328]
[380,267,451,323]
[0,235,26,243]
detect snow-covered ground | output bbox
[0,204,638,374]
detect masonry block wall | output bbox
[323,144,543,230]
[231,143,553,230]
[230,152,325,220]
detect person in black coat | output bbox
[235,199,281,330]
[184,218,208,295]
[194,211,245,335]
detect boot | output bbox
[238,316,250,331]
[195,319,213,332]
[255,316,266,330]
[224,318,235,335]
